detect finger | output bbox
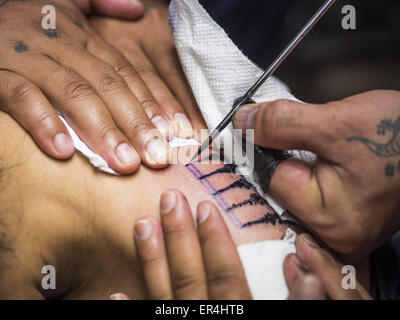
[122,47,193,138]
[72,0,91,15]
[295,234,368,300]
[134,217,173,300]
[288,274,326,300]
[0,70,74,159]
[87,40,174,138]
[22,55,141,174]
[47,45,170,168]
[233,100,340,157]
[143,38,205,137]
[110,293,131,300]
[160,190,207,300]
[91,0,144,19]
[268,158,325,221]
[197,202,252,300]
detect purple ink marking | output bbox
[186,163,242,229]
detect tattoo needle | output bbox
[191,0,337,162]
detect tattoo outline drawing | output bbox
[347,115,400,178]
[347,116,400,158]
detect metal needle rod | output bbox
[192,0,337,162]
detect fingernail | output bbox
[110,293,130,300]
[54,133,74,155]
[303,234,320,248]
[174,113,194,138]
[126,0,141,6]
[152,116,171,137]
[197,203,210,224]
[135,220,153,240]
[146,138,169,164]
[116,143,139,165]
[233,105,260,129]
[160,191,176,214]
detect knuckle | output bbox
[172,272,202,293]
[125,118,153,135]
[264,99,294,138]
[63,71,94,100]
[208,267,240,289]
[135,66,158,79]
[95,122,120,141]
[99,72,125,93]
[163,223,189,239]
[29,111,54,132]
[113,62,137,78]
[140,98,160,118]
[10,82,38,103]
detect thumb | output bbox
[73,0,145,19]
[233,99,336,157]
[92,0,144,19]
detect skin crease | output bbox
[0,0,197,173]
[234,90,400,262]
[0,111,293,299]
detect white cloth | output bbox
[169,0,315,215]
[238,229,297,300]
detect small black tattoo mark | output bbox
[14,41,29,53]
[385,163,395,177]
[347,115,400,158]
[45,29,60,39]
[74,21,84,29]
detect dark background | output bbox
[201,0,400,103]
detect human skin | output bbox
[234,90,400,261]
[0,0,195,173]
[0,111,295,299]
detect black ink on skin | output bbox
[227,193,267,212]
[386,163,395,177]
[14,41,29,53]
[199,163,237,180]
[242,213,283,227]
[74,21,84,29]
[45,29,60,39]
[347,115,400,158]
[213,177,253,196]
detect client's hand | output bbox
[0,0,171,174]
[233,90,400,260]
[90,1,206,139]
[284,234,372,300]
[73,0,144,19]
[111,189,252,300]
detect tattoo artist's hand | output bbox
[90,1,206,139]
[284,234,372,300]
[73,0,144,19]
[110,189,252,300]
[233,90,400,260]
[0,0,172,174]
